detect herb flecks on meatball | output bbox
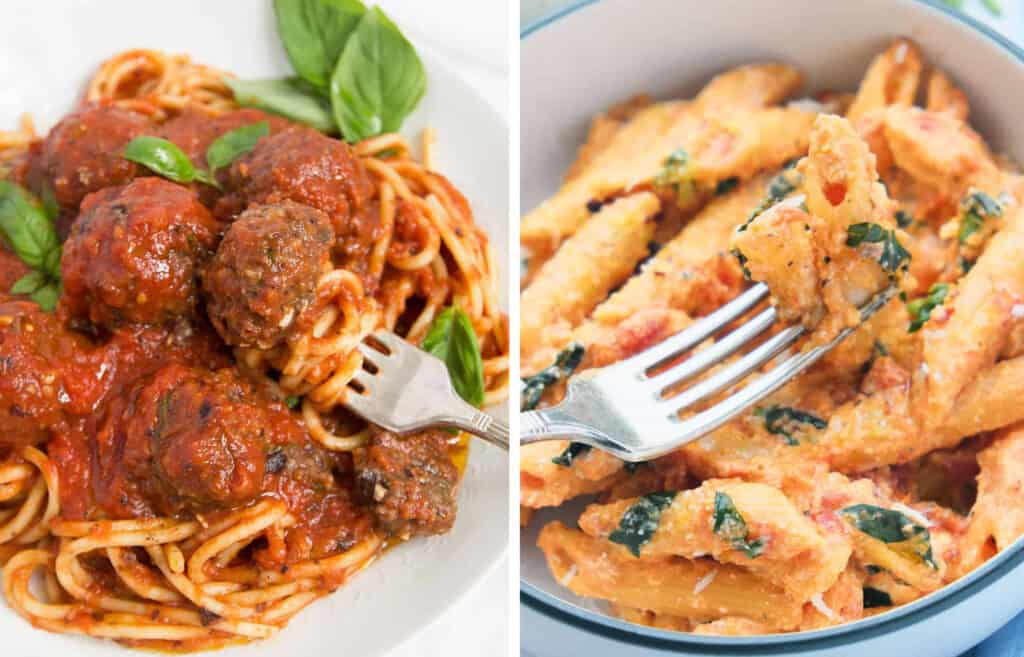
[203,200,334,349]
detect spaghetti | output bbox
[0,46,507,651]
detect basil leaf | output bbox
[712,491,764,558]
[551,443,590,467]
[753,405,827,446]
[30,282,60,312]
[839,504,937,569]
[273,0,366,92]
[225,78,337,134]
[123,136,197,184]
[10,271,46,295]
[906,283,949,333]
[330,7,427,142]
[863,587,893,608]
[38,182,59,222]
[608,492,677,557]
[521,342,585,411]
[0,182,61,274]
[421,306,485,408]
[206,122,271,173]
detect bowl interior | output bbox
[521,0,1024,647]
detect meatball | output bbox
[24,104,149,221]
[353,427,460,538]
[158,109,291,206]
[61,178,220,329]
[203,201,333,349]
[216,127,377,276]
[93,363,307,517]
[0,301,101,446]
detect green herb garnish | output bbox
[731,248,752,280]
[863,587,893,608]
[712,491,764,558]
[551,442,590,467]
[230,0,425,142]
[123,136,219,188]
[753,405,827,446]
[846,222,911,275]
[421,306,485,408]
[521,342,585,411]
[609,491,677,557]
[839,504,937,569]
[654,148,698,205]
[739,162,802,231]
[285,395,301,409]
[957,190,1003,244]
[715,177,739,196]
[906,283,949,333]
[0,182,62,311]
[895,210,913,228]
[206,121,271,173]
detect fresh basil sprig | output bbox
[274,0,366,92]
[906,283,949,333]
[231,0,426,143]
[330,7,427,142]
[608,491,677,557]
[839,504,937,569]
[712,491,764,558]
[421,305,485,408]
[0,182,62,311]
[206,121,270,173]
[224,79,337,133]
[124,136,218,188]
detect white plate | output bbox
[0,1,509,655]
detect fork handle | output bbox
[439,401,509,450]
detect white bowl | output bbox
[520,1,1024,655]
[0,1,509,656]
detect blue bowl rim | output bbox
[519,0,1024,649]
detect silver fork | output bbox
[343,330,509,450]
[520,283,896,461]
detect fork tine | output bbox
[370,330,405,353]
[654,286,898,456]
[646,305,777,389]
[357,341,383,366]
[663,323,804,411]
[625,282,770,376]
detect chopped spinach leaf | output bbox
[609,491,677,557]
[551,442,590,467]
[845,222,911,275]
[712,491,764,558]
[753,405,827,446]
[839,504,937,569]
[521,342,585,411]
[958,190,1003,244]
[863,587,893,608]
[738,165,803,231]
[906,283,949,333]
[715,177,739,195]
[654,148,697,206]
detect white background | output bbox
[382,2,510,656]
